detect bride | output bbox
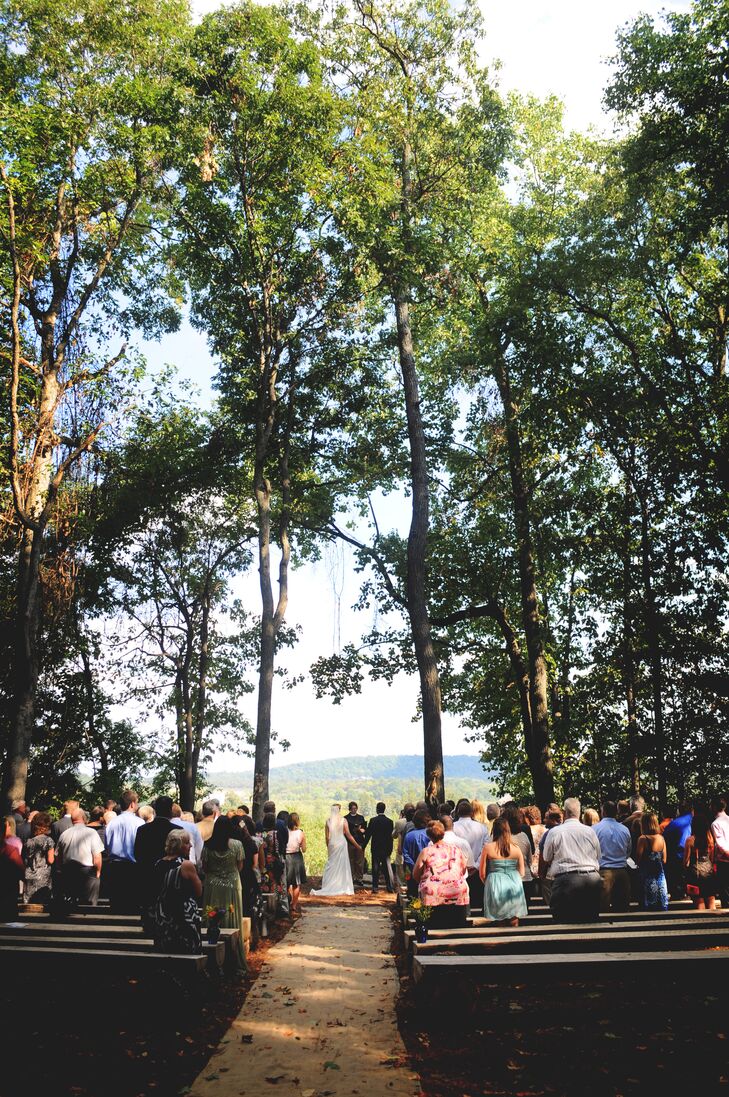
[312,804,360,896]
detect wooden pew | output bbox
[413,949,729,986]
[0,918,239,971]
[404,909,728,951]
[0,943,208,981]
[412,924,729,956]
[0,932,225,972]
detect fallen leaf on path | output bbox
[323,1061,340,1071]
[265,1075,286,1084]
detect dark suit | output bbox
[51,816,73,843]
[346,813,366,886]
[365,814,394,892]
[134,818,174,910]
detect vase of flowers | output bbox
[408,898,432,944]
[204,904,233,943]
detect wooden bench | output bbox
[413,949,729,985]
[1,918,239,971]
[0,943,208,981]
[0,932,225,972]
[412,924,729,956]
[404,909,729,951]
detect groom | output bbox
[365,802,395,893]
[345,801,367,889]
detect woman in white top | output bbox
[285,813,307,914]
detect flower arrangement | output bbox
[204,904,234,926]
[407,898,432,925]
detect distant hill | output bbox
[209,754,493,789]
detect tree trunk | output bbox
[638,492,667,812]
[79,639,110,794]
[492,351,554,809]
[253,470,275,821]
[187,582,212,813]
[621,483,641,798]
[393,292,445,809]
[2,364,58,812]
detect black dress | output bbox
[150,857,201,954]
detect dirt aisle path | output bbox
[188,900,421,1097]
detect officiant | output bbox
[346,802,367,889]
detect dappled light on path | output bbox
[188,899,420,1097]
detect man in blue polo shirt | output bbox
[664,802,694,898]
[594,800,631,911]
[403,809,431,897]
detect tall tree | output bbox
[0,0,188,809]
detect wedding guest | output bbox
[439,814,475,872]
[622,795,647,855]
[260,801,290,913]
[582,808,599,827]
[234,815,261,917]
[258,812,287,915]
[394,805,415,885]
[135,796,176,919]
[150,829,202,954]
[684,813,716,910]
[105,789,144,913]
[237,805,250,817]
[636,812,669,910]
[403,810,432,897]
[541,798,602,923]
[594,800,631,912]
[202,817,246,969]
[664,801,693,897]
[412,820,469,928]
[171,803,203,866]
[197,799,220,843]
[485,803,500,836]
[285,812,307,913]
[87,806,107,845]
[523,806,545,881]
[105,799,120,816]
[138,804,155,823]
[471,800,486,825]
[453,802,489,869]
[500,803,535,900]
[616,800,631,825]
[538,807,563,907]
[0,817,24,921]
[12,800,31,843]
[23,812,55,904]
[51,800,79,842]
[480,817,528,926]
[345,802,367,889]
[56,809,103,906]
[710,797,729,910]
[3,816,22,856]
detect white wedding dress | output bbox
[312,807,354,896]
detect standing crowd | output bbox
[0,791,317,963]
[399,794,729,928]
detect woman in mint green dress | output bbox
[479,817,528,925]
[201,817,246,970]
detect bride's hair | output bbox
[331,803,341,812]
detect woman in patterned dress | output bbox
[150,829,202,953]
[258,812,287,914]
[636,812,669,911]
[412,820,469,928]
[23,812,55,905]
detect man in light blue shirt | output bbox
[104,789,144,912]
[593,801,631,911]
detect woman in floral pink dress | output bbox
[412,820,469,928]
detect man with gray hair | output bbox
[541,797,602,923]
[196,798,220,843]
[485,803,500,836]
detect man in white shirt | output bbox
[56,809,104,905]
[453,802,488,908]
[711,797,729,910]
[542,797,602,923]
[171,803,204,865]
[440,814,475,869]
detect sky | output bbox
[141,0,689,773]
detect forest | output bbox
[1,0,727,817]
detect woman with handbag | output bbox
[683,814,716,910]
